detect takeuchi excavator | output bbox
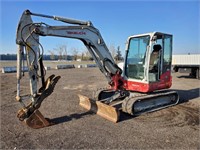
[16,10,179,129]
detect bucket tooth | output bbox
[24,109,52,129]
[78,94,120,123]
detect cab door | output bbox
[148,33,173,91]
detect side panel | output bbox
[123,80,150,93]
[148,71,172,92]
[123,71,172,93]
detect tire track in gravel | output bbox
[135,104,199,129]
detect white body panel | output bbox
[172,54,200,65]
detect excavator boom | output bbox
[16,10,123,128]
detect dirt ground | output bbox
[1,68,199,149]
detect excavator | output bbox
[16,10,179,129]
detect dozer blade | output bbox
[24,109,51,129]
[78,95,120,123]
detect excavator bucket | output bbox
[17,108,52,129]
[16,75,61,129]
[78,95,120,123]
[24,110,51,129]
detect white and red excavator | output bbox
[16,10,179,129]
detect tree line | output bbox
[0,54,74,61]
[1,44,123,61]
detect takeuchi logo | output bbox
[67,31,86,35]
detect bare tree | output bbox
[81,48,93,61]
[108,44,116,58]
[115,46,123,61]
[48,50,55,60]
[84,49,91,58]
[71,47,79,61]
[63,45,67,60]
[54,45,67,60]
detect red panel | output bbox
[111,73,124,90]
[123,71,172,93]
[123,80,150,93]
[149,71,172,92]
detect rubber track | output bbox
[122,91,179,115]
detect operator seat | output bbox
[149,44,161,70]
[149,44,162,81]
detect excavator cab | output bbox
[124,32,173,93]
[120,32,178,116]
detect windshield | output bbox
[125,35,150,80]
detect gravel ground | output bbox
[1,68,199,149]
